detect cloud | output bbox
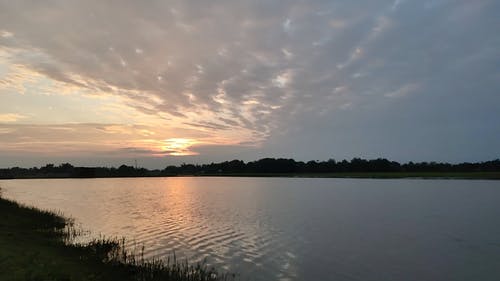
[384,83,419,98]
[0,113,27,122]
[0,30,13,38]
[0,123,196,156]
[0,0,498,165]
[391,0,404,11]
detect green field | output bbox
[0,195,233,281]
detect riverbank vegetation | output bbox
[0,193,233,281]
[1,158,499,179]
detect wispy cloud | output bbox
[384,83,419,98]
[0,113,27,122]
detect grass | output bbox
[0,190,235,281]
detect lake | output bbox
[1,177,500,281]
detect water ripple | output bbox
[3,177,500,281]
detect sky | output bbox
[0,0,499,168]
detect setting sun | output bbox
[161,138,198,156]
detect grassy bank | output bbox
[0,194,233,281]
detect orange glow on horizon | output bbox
[160,138,199,156]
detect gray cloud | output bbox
[0,0,499,166]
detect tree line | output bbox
[1,158,499,179]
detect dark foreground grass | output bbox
[0,193,234,281]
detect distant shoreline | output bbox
[1,172,500,180]
[2,158,499,180]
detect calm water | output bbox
[1,177,500,281]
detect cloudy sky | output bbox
[0,0,499,168]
